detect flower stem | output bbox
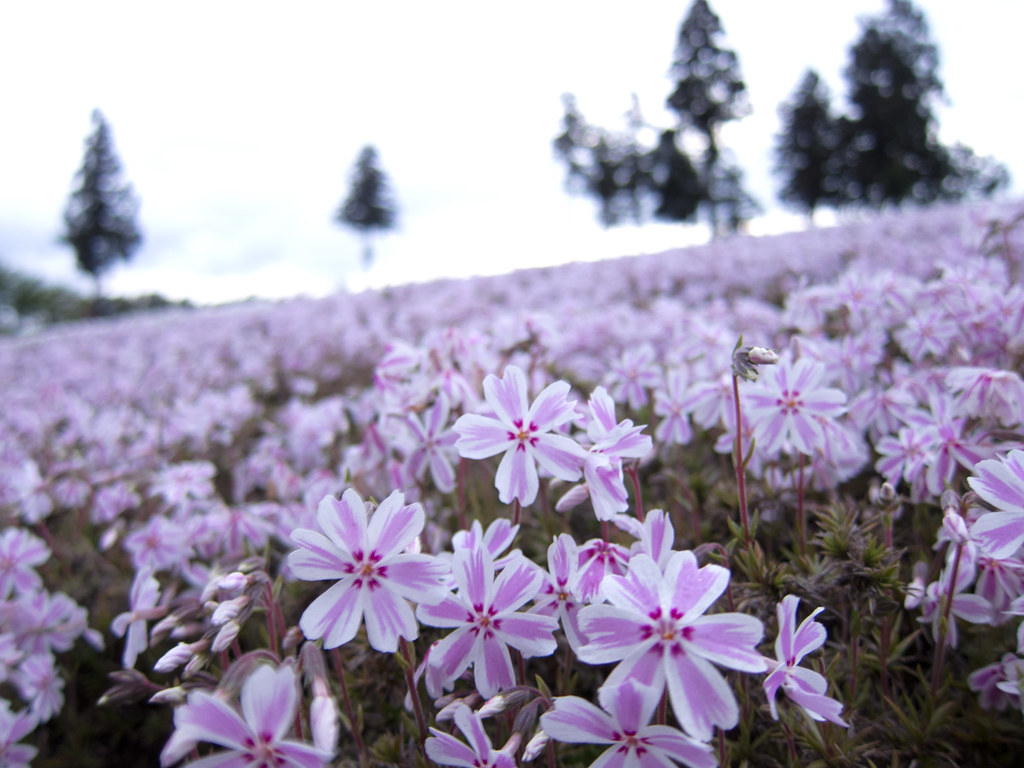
[626,463,645,521]
[931,542,964,697]
[731,373,752,546]
[400,637,428,747]
[330,647,367,761]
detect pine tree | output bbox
[335,145,398,269]
[839,0,951,206]
[665,0,751,234]
[649,130,702,224]
[553,95,648,228]
[774,69,842,218]
[61,110,142,295]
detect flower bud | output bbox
[211,620,241,653]
[732,343,779,382]
[154,642,198,674]
[149,685,187,705]
[522,730,549,762]
[310,695,340,754]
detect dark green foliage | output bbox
[0,260,192,332]
[553,95,651,228]
[774,70,843,216]
[665,0,749,149]
[666,0,753,234]
[335,145,398,269]
[650,130,702,224]
[838,0,1009,207]
[61,110,142,294]
[553,1,756,235]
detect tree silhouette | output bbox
[665,0,752,234]
[774,69,842,218]
[61,109,142,296]
[335,145,398,269]
[553,2,754,235]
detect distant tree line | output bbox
[555,0,1010,234]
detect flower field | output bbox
[3,200,1024,767]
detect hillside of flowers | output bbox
[3,200,1024,767]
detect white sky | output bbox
[1,1,1021,304]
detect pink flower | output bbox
[603,344,661,410]
[425,703,516,768]
[0,528,49,600]
[653,368,694,446]
[416,546,558,698]
[0,700,37,768]
[969,450,1024,559]
[288,489,449,652]
[743,357,846,457]
[401,393,459,494]
[540,679,715,768]
[578,386,653,520]
[947,367,1024,427]
[160,663,332,768]
[110,568,163,669]
[530,534,587,653]
[577,551,765,740]
[453,365,586,506]
[762,596,848,726]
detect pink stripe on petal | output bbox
[495,443,538,505]
[432,627,477,687]
[453,704,492,760]
[665,651,737,741]
[971,511,1024,560]
[642,728,717,768]
[577,605,649,663]
[367,492,423,560]
[540,696,617,744]
[453,414,514,459]
[453,547,492,609]
[381,555,449,604]
[494,613,558,658]
[792,610,827,661]
[317,491,367,556]
[287,529,349,580]
[665,552,728,617]
[599,679,658,735]
[425,729,479,767]
[427,394,451,436]
[274,741,335,767]
[240,665,296,745]
[175,691,251,750]
[484,367,529,426]
[775,595,800,662]
[528,380,576,432]
[474,635,515,698]
[300,579,364,649]
[491,556,543,612]
[428,452,456,494]
[603,555,661,614]
[602,645,667,691]
[968,458,1024,514]
[363,587,417,652]
[588,387,619,433]
[416,594,471,628]
[530,433,586,482]
[688,614,766,672]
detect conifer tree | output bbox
[335,145,398,269]
[839,0,1008,206]
[61,110,142,295]
[774,69,842,217]
[665,0,751,234]
[840,0,950,206]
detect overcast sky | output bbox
[2,1,1022,304]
